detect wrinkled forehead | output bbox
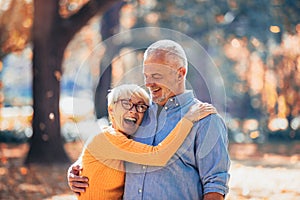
[143,58,178,76]
[143,61,176,72]
[144,49,180,69]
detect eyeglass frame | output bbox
[114,99,149,113]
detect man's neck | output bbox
[155,90,187,110]
[156,104,163,117]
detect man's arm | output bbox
[196,114,230,198]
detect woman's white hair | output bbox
[144,39,188,73]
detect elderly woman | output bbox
[74,84,216,200]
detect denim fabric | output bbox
[124,91,230,200]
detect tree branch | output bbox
[59,0,121,44]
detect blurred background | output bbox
[0,0,300,199]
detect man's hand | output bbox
[203,192,224,200]
[67,164,89,195]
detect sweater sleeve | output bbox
[86,117,193,166]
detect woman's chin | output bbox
[122,124,138,136]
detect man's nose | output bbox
[145,82,152,87]
[144,77,153,87]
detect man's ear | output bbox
[177,67,186,81]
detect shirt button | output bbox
[164,106,168,110]
[142,166,146,169]
[170,98,173,102]
[138,189,142,193]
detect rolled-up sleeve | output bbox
[196,114,231,196]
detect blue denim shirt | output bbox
[124,91,230,200]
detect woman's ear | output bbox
[108,106,115,126]
[108,106,114,117]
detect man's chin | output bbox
[152,97,167,106]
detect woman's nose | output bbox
[129,105,138,113]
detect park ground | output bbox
[0,141,300,200]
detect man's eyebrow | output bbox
[143,72,161,76]
[152,73,163,77]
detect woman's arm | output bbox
[87,117,192,166]
[87,102,216,166]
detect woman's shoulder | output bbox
[84,126,113,146]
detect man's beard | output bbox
[151,88,172,104]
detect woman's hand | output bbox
[184,102,217,122]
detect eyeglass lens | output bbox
[120,99,148,113]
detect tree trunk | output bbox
[25,0,119,165]
[25,43,70,164]
[25,0,69,164]
[95,63,112,118]
[94,2,124,118]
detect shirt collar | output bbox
[161,90,195,111]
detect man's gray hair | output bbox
[144,40,188,71]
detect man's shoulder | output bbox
[195,113,226,128]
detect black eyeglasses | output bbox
[115,99,149,113]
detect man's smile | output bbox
[150,87,161,95]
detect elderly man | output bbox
[68,40,230,200]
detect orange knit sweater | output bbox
[78,118,193,200]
